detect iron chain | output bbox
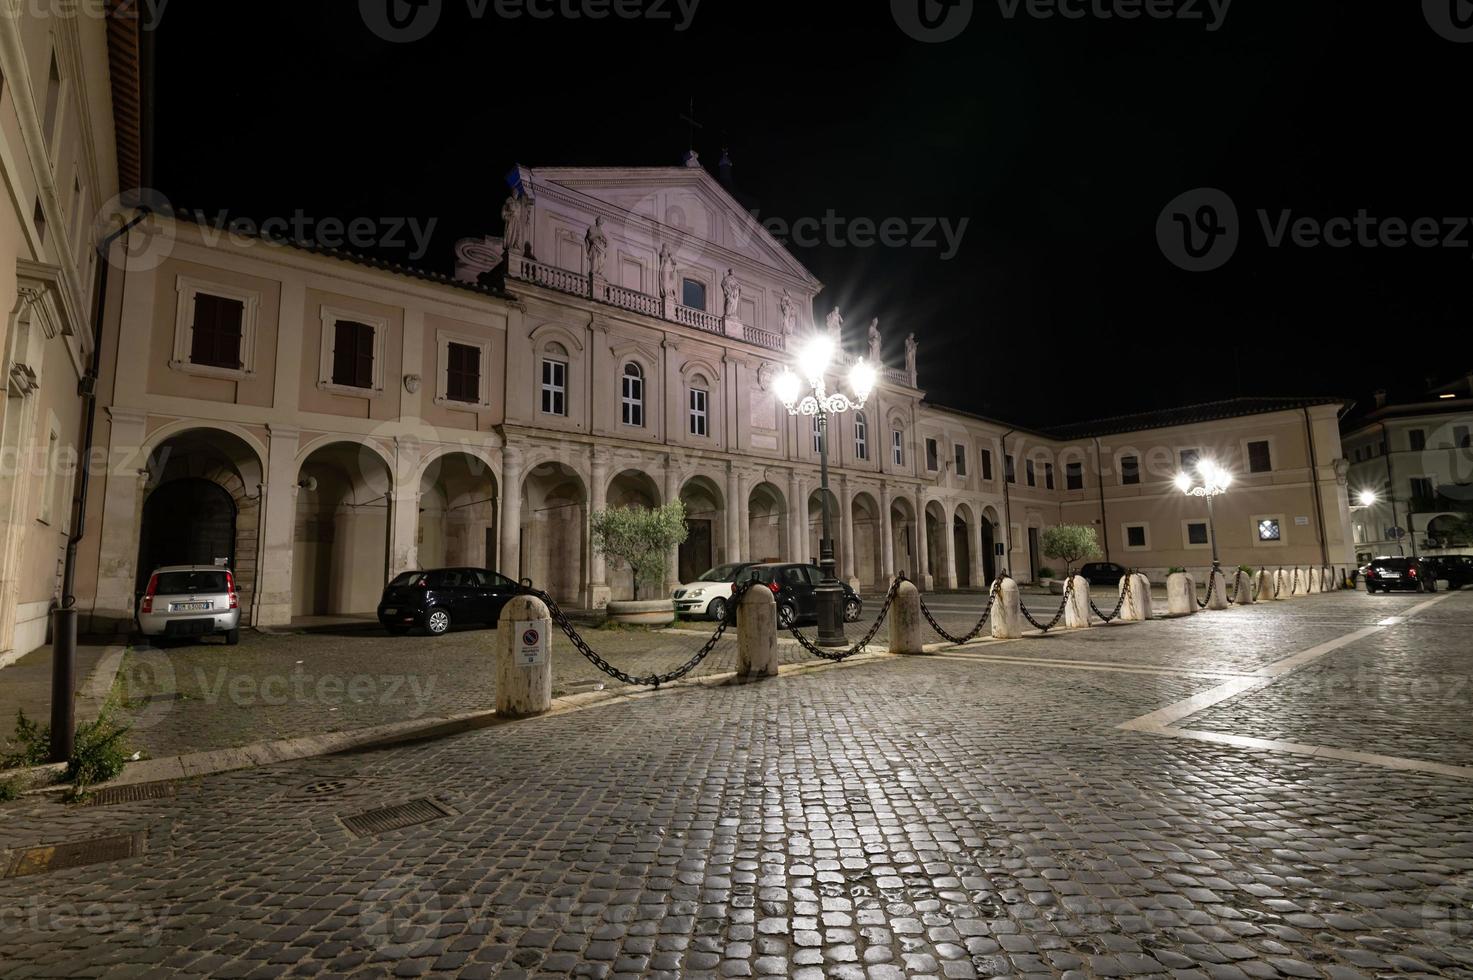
[784,577,903,662]
[919,578,1003,645]
[1019,573,1074,633]
[1089,575,1130,623]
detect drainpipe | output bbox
[1000,429,1015,575]
[50,210,151,763]
[1301,408,1330,567]
[1093,436,1110,563]
[1380,421,1403,557]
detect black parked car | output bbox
[1078,562,1131,587]
[1362,556,1436,594]
[377,567,524,635]
[1424,555,1473,590]
[741,563,863,628]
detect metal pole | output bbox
[816,409,846,647]
[1206,492,1221,569]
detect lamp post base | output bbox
[815,582,849,647]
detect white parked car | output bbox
[136,565,242,644]
[671,562,759,622]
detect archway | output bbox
[418,452,498,571]
[890,496,916,581]
[925,500,950,589]
[747,482,787,563]
[137,428,264,623]
[679,476,726,583]
[953,504,974,590]
[981,506,1000,584]
[851,492,881,590]
[807,488,840,571]
[605,469,660,601]
[523,462,587,604]
[293,442,393,617]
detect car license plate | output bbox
[1381,572,1400,579]
[173,602,210,612]
[384,608,397,616]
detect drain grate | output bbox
[298,778,360,797]
[340,798,453,838]
[5,832,145,878]
[80,782,178,807]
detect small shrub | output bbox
[0,779,19,802]
[65,711,131,793]
[1166,566,1187,575]
[1239,565,1256,575]
[1036,567,1058,580]
[1,710,50,771]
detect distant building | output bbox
[1342,375,1473,561]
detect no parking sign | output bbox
[514,622,548,667]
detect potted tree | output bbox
[591,501,689,626]
[1041,525,1102,592]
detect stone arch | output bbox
[953,502,976,589]
[417,452,499,571]
[137,427,266,624]
[890,495,917,581]
[925,499,951,589]
[602,468,662,601]
[679,475,727,582]
[522,461,588,604]
[747,481,788,563]
[981,505,1002,583]
[293,440,395,617]
[851,491,882,590]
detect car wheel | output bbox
[707,597,728,623]
[426,608,452,635]
[777,603,796,629]
[843,598,862,623]
[225,628,240,646]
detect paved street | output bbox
[1,590,1471,978]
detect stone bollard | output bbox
[736,585,778,678]
[1292,568,1309,597]
[1063,576,1091,629]
[1308,567,1322,594]
[1234,570,1255,606]
[1131,574,1154,620]
[497,595,553,717]
[890,580,924,654]
[1254,570,1273,602]
[1167,572,1196,616]
[1118,575,1147,622]
[1207,569,1230,610]
[1272,569,1290,600]
[991,578,1023,639]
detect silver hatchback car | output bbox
[137,565,242,644]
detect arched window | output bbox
[540,341,569,417]
[621,363,644,427]
[688,375,710,437]
[854,412,869,461]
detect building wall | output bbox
[1344,405,1473,559]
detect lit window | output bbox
[541,358,567,416]
[854,413,868,461]
[621,363,644,427]
[689,387,709,437]
[1257,519,1281,542]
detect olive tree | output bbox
[590,501,689,600]
[1040,524,1102,577]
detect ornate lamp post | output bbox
[774,335,877,647]
[1175,459,1232,572]
[1355,488,1405,556]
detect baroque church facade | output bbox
[66,159,1358,633]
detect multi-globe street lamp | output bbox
[1354,488,1407,556]
[1175,459,1232,572]
[774,335,877,646]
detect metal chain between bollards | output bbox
[1274,566,1284,599]
[1227,570,1241,604]
[920,578,1003,645]
[1196,567,1223,609]
[784,577,904,662]
[518,582,753,689]
[1089,575,1130,623]
[1019,573,1074,633]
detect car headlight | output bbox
[686,589,705,599]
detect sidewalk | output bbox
[0,638,127,744]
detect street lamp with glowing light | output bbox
[1176,459,1232,570]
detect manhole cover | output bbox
[298,778,360,797]
[341,798,453,838]
[80,782,178,807]
[5,832,146,878]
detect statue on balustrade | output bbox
[501,192,531,258]
[905,333,918,382]
[826,307,843,344]
[659,244,678,303]
[722,268,742,317]
[867,319,882,362]
[778,290,798,335]
[585,217,608,278]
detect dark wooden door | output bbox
[679,520,713,583]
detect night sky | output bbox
[151,1,1470,428]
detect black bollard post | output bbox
[49,607,77,763]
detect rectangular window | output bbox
[892,430,904,467]
[1410,476,1434,501]
[189,293,245,370]
[1247,440,1273,473]
[981,449,993,481]
[1120,455,1140,485]
[682,278,706,311]
[812,416,825,454]
[1409,429,1426,451]
[1025,459,1036,487]
[1125,525,1147,549]
[540,358,567,416]
[925,438,939,472]
[689,388,709,437]
[331,319,376,389]
[1180,448,1200,471]
[621,368,643,427]
[446,342,482,404]
[1045,463,1055,491]
[1066,461,1084,491]
[1187,521,1210,546]
[1005,454,1015,484]
[1456,425,1471,449]
[1257,519,1281,542]
[854,414,868,461]
[953,445,967,477]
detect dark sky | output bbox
[152,1,1471,427]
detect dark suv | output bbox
[377,568,523,635]
[1362,556,1436,594]
[741,563,863,628]
[1425,555,1473,590]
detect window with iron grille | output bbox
[446,343,482,404]
[1257,519,1281,542]
[190,293,245,370]
[1247,440,1273,473]
[331,319,376,389]
[540,358,567,415]
[1125,525,1147,548]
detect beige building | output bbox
[0,3,138,665]
[62,160,1357,633]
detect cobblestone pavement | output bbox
[2,591,1471,977]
